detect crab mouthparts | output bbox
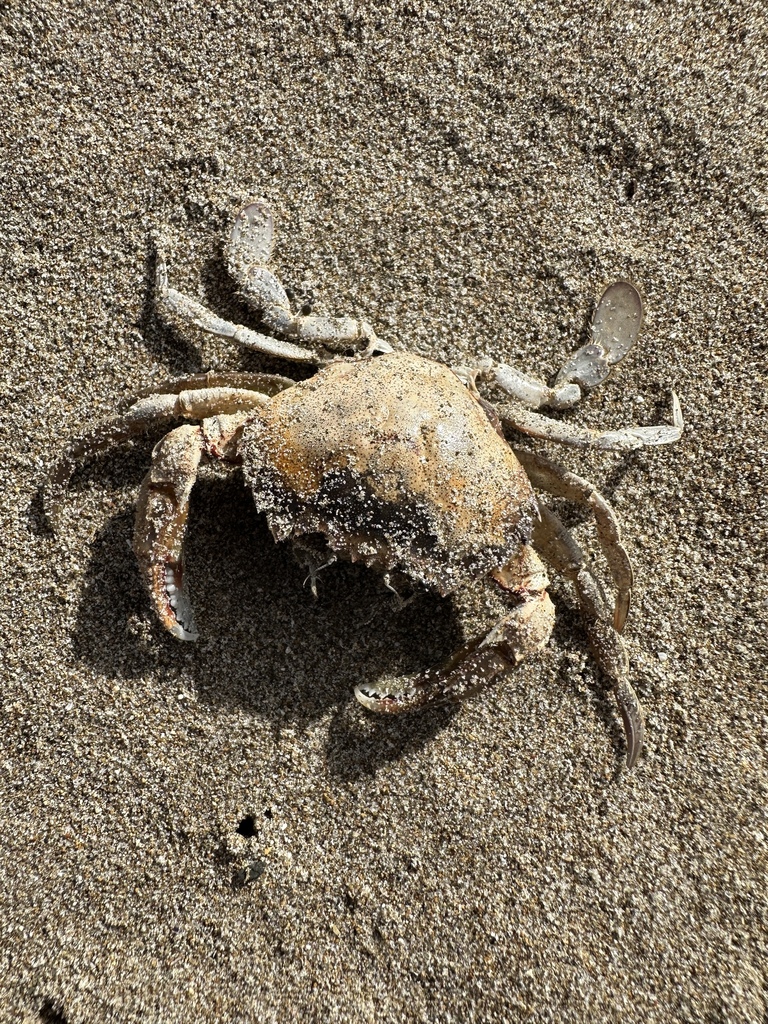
[354,681,432,714]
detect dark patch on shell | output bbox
[240,353,537,595]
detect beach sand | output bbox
[1,1,766,1020]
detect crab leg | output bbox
[513,448,633,632]
[228,261,379,352]
[155,254,320,363]
[532,502,644,768]
[497,391,683,451]
[47,386,269,524]
[46,391,180,524]
[156,201,391,361]
[355,547,555,719]
[473,282,645,410]
[225,201,390,356]
[554,281,644,393]
[471,359,583,410]
[134,425,204,640]
[126,369,295,404]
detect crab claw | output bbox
[133,425,203,643]
[356,586,555,717]
[354,646,513,714]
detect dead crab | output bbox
[50,200,683,767]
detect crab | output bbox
[49,200,683,768]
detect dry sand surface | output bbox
[2,1,767,1021]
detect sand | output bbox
[1,1,767,1021]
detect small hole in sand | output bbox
[236,815,256,838]
[40,1000,68,1024]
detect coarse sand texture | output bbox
[1,2,766,1022]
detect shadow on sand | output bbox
[69,473,463,778]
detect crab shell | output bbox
[239,352,539,594]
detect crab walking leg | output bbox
[47,387,269,522]
[127,369,295,405]
[513,447,633,632]
[470,283,645,411]
[497,391,683,451]
[355,547,555,715]
[134,425,205,641]
[46,391,182,524]
[230,262,382,352]
[225,200,390,356]
[155,255,319,363]
[532,502,644,768]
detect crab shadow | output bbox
[67,468,633,777]
[70,473,462,772]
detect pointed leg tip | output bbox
[625,735,643,769]
[155,255,169,296]
[613,593,631,634]
[671,392,684,430]
[617,694,645,769]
